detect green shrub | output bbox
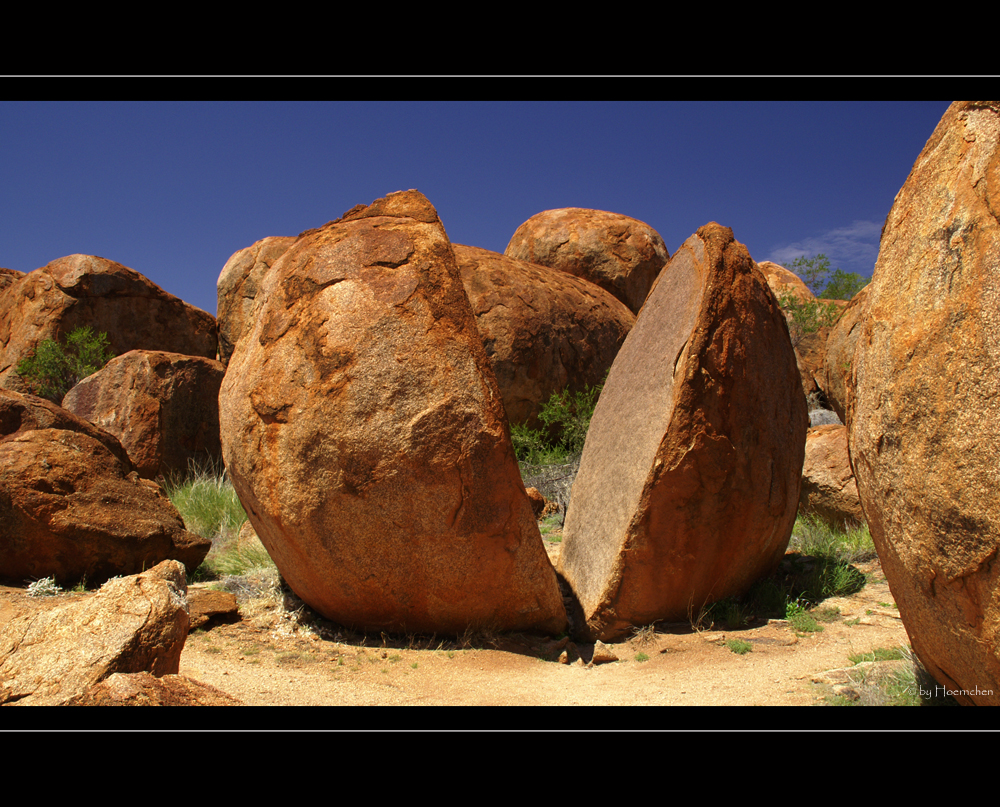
[162,459,248,546]
[776,290,841,347]
[16,326,115,402]
[726,639,753,655]
[511,378,604,464]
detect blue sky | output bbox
[1,100,951,317]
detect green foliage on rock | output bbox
[15,326,115,403]
[820,267,868,301]
[777,254,867,347]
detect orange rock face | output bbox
[219,190,566,636]
[0,255,217,393]
[849,101,1000,705]
[0,390,211,586]
[454,244,633,428]
[558,223,807,641]
[504,208,669,314]
[62,349,226,479]
[822,284,870,422]
[216,236,297,366]
[798,424,864,529]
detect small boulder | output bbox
[66,671,243,706]
[62,349,226,479]
[799,424,864,529]
[0,561,190,706]
[454,244,633,428]
[504,208,669,314]
[558,223,807,642]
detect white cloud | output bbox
[768,220,882,277]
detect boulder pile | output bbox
[0,254,217,394]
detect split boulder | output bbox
[504,208,669,314]
[454,244,634,428]
[219,190,566,636]
[62,349,226,479]
[558,223,808,641]
[849,101,1000,705]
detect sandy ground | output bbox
[175,552,912,719]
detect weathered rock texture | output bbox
[849,101,1000,705]
[0,268,23,293]
[62,349,226,479]
[65,671,243,706]
[558,223,808,642]
[822,283,870,422]
[217,236,297,366]
[0,561,189,706]
[0,254,217,393]
[799,424,864,528]
[219,190,566,636]
[454,244,634,427]
[0,390,211,585]
[504,208,669,314]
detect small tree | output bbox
[16,326,115,403]
[777,291,841,348]
[820,268,867,301]
[785,254,867,301]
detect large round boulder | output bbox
[504,208,669,314]
[849,101,1000,705]
[219,190,567,637]
[557,223,807,641]
[454,244,634,428]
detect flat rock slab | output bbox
[220,190,566,637]
[558,222,807,642]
